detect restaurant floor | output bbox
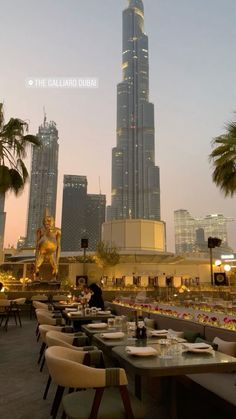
[0,317,160,419]
[0,317,232,419]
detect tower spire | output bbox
[128,0,144,11]
[43,106,47,126]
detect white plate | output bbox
[101,332,125,339]
[185,348,214,354]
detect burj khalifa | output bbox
[110,0,160,221]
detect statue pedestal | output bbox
[26,281,61,290]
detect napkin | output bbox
[182,343,211,350]
[69,311,82,316]
[87,323,108,329]
[101,332,125,339]
[65,308,78,312]
[149,329,168,336]
[125,346,157,356]
[182,342,214,354]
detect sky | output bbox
[0,0,236,252]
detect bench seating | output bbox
[187,372,236,407]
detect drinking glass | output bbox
[114,316,123,331]
[85,308,91,316]
[107,318,115,329]
[158,339,173,359]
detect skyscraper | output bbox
[26,116,59,247]
[174,210,234,254]
[61,175,106,252]
[110,0,160,221]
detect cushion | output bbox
[187,373,236,406]
[183,330,201,343]
[168,329,184,338]
[213,337,236,357]
[72,336,88,347]
[144,318,156,329]
[195,337,218,351]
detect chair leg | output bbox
[119,386,135,419]
[51,385,64,419]
[88,388,105,419]
[43,375,52,400]
[40,355,45,372]
[4,313,9,332]
[17,310,22,327]
[38,342,46,364]
[61,411,66,419]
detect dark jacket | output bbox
[88,284,104,310]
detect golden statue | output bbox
[35,209,61,279]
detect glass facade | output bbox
[174,210,234,254]
[110,0,160,221]
[26,118,59,247]
[61,175,106,251]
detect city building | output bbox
[17,236,26,250]
[174,210,234,254]
[61,175,106,252]
[26,115,59,247]
[109,0,160,221]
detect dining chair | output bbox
[38,324,66,366]
[45,346,146,419]
[45,346,105,419]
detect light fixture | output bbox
[224,264,231,272]
[215,260,222,267]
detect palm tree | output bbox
[0,103,40,195]
[210,116,236,196]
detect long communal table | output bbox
[88,330,236,418]
[112,343,236,418]
[63,312,114,331]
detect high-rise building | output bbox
[109,0,160,221]
[26,116,59,247]
[61,175,106,252]
[174,210,234,254]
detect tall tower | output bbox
[26,116,59,247]
[110,0,160,220]
[61,175,106,252]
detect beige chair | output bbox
[38,324,65,366]
[9,298,26,327]
[45,346,145,419]
[33,301,50,310]
[41,330,88,369]
[35,311,65,340]
[45,346,105,419]
[46,331,89,350]
[43,329,95,399]
[30,295,48,318]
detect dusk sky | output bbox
[1,0,236,251]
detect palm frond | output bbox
[210,115,236,196]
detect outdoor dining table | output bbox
[64,312,115,330]
[112,343,236,418]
